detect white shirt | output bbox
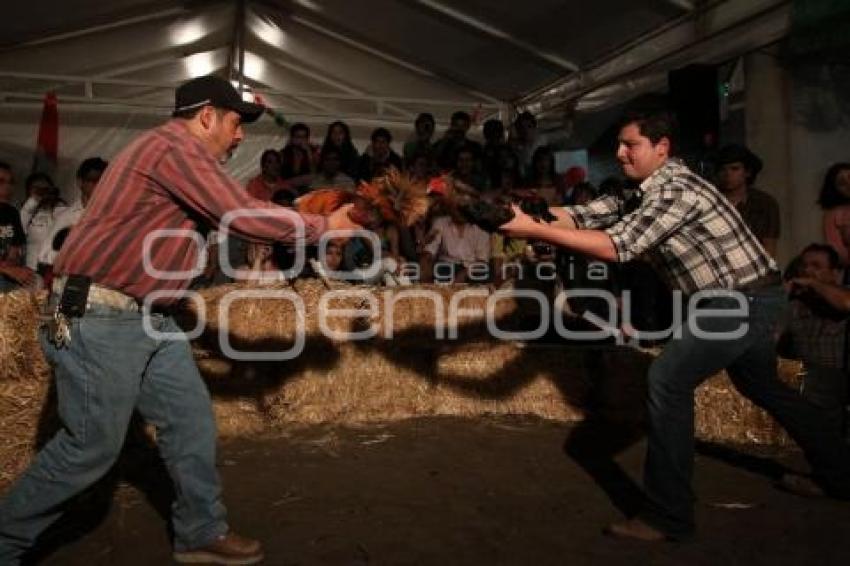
[20,196,68,269]
[423,216,491,267]
[36,199,85,266]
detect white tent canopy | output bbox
[0,0,790,194]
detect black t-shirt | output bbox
[0,203,26,262]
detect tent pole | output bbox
[228,0,247,90]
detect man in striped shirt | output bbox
[500,108,850,541]
[0,75,360,565]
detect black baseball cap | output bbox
[173,75,264,123]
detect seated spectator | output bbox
[20,172,67,272]
[572,182,597,206]
[433,111,483,170]
[0,162,34,292]
[323,239,345,272]
[495,152,522,192]
[407,150,435,184]
[715,144,780,256]
[481,119,514,189]
[37,157,108,284]
[281,122,319,190]
[357,128,403,182]
[508,111,543,178]
[490,217,526,288]
[272,187,297,208]
[818,162,850,267]
[403,113,435,167]
[322,121,360,178]
[420,212,490,284]
[524,146,559,205]
[781,243,850,438]
[312,239,398,284]
[246,149,295,201]
[310,146,355,190]
[234,242,284,282]
[225,150,294,286]
[559,166,588,205]
[453,145,486,191]
[335,225,406,285]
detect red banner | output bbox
[32,92,58,176]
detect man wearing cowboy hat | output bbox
[715,144,780,257]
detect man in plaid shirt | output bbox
[0,76,360,565]
[500,108,850,541]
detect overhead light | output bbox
[171,18,207,46]
[243,51,265,81]
[184,51,215,78]
[252,14,286,48]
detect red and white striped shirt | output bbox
[55,119,327,303]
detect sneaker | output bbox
[173,531,264,564]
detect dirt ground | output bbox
[22,416,850,566]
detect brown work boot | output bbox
[173,531,264,564]
[604,518,667,542]
[777,473,826,498]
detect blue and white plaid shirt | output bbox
[568,159,778,295]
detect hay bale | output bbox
[186,280,372,350]
[187,281,523,348]
[370,284,520,344]
[261,342,593,425]
[695,358,803,447]
[0,282,813,493]
[0,290,52,490]
[0,290,49,381]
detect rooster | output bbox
[425,175,556,232]
[296,168,429,230]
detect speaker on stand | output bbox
[668,64,720,177]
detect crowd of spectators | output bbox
[202,111,597,290]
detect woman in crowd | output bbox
[818,162,850,266]
[525,146,559,205]
[322,121,360,178]
[245,149,295,201]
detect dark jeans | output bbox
[0,303,228,563]
[802,364,848,439]
[640,286,850,537]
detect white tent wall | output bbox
[745,49,850,267]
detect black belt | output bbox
[735,271,782,293]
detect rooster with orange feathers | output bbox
[296,167,430,231]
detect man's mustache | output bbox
[220,143,240,164]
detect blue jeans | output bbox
[0,303,227,563]
[640,286,850,537]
